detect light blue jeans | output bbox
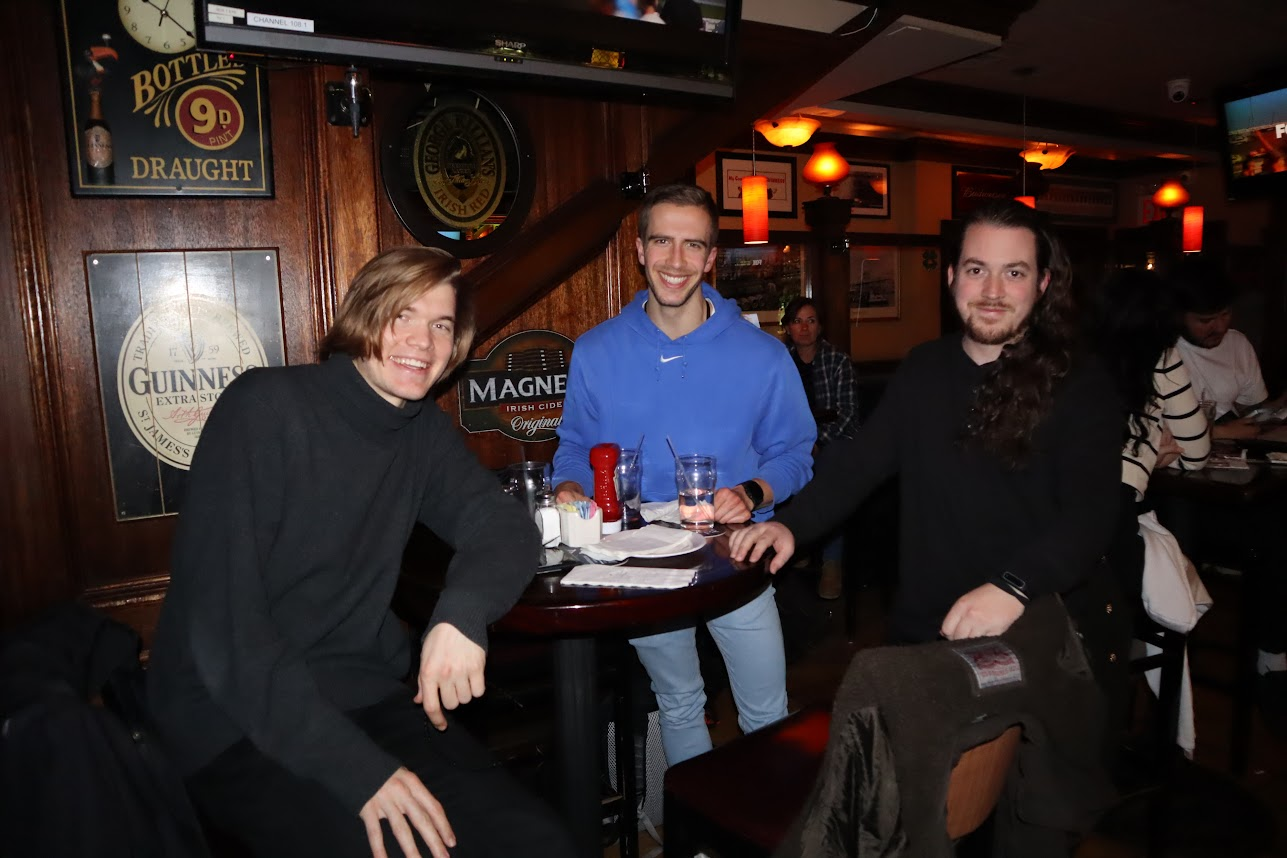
[629,586,788,765]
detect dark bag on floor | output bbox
[0,603,211,857]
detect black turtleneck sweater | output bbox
[147,355,537,813]
[775,336,1122,644]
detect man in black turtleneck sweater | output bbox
[147,248,572,858]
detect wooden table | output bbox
[1151,460,1287,773]
[498,531,770,858]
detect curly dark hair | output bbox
[1091,268,1179,455]
[954,200,1078,467]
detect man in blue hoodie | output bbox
[552,183,815,765]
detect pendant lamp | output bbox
[742,130,769,244]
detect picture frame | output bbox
[58,0,273,197]
[715,152,798,218]
[836,161,891,218]
[848,245,900,320]
[712,232,809,327]
[1036,177,1118,222]
[951,167,1017,220]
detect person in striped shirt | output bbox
[1095,268,1210,599]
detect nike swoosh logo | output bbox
[659,355,683,363]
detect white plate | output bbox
[578,525,706,562]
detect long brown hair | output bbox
[955,201,1078,466]
[319,247,476,377]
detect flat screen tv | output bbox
[198,0,740,102]
[1217,72,1287,200]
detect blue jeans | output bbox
[629,586,788,765]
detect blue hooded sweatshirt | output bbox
[554,284,815,516]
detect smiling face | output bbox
[635,202,718,313]
[948,222,1050,362]
[354,283,457,407]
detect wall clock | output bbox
[118,0,196,55]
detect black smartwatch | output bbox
[989,571,1030,604]
[738,479,765,511]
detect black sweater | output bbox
[147,355,538,813]
[775,336,1122,643]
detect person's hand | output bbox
[415,623,486,731]
[1156,426,1183,469]
[712,486,753,523]
[728,522,794,574]
[939,584,1025,640]
[1212,416,1261,442]
[359,767,455,858]
[554,481,590,504]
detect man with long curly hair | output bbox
[731,200,1122,650]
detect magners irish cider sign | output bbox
[457,330,573,443]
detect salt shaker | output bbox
[533,492,560,547]
[590,443,623,534]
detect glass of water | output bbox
[616,448,642,529]
[675,454,716,533]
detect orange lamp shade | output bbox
[1182,205,1204,253]
[1014,195,1036,208]
[1152,179,1190,209]
[802,142,850,188]
[741,174,769,245]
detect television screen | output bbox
[1218,74,1287,199]
[198,0,740,102]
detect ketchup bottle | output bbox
[590,443,623,534]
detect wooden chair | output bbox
[662,707,1021,857]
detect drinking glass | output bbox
[506,460,551,517]
[616,448,642,528]
[675,454,716,533]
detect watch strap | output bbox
[989,571,1030,604]
[738,479,765,511]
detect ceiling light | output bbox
[802,142,851,195]
[1152,179,1190,209]
[1020,143,1074,171]
[742,175,769,245]
[754,117,821,148]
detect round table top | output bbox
[494,528,770,638]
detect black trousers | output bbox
[186,691,574,858]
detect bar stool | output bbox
[662,706,1020,857]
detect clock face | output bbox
[118,0,196,55]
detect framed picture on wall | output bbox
[951,167,1017,220]
[712,232,809,327]
[849,245,899,320]
[57,0,274,197]
[715,152,798,218]
[837,161,891,218]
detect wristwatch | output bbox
[738,479,765,511]
[989,571,1030,604]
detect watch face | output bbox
[118,0,196,54]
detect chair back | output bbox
[944,724,1021,840]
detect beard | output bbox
[961,303,1028,346]
[647,273,703,308]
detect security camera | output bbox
[1167,78,1191,103]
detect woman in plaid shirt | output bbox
[783,296,859,597]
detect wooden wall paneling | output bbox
[0,2,77,627]
[0,2,378,631]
